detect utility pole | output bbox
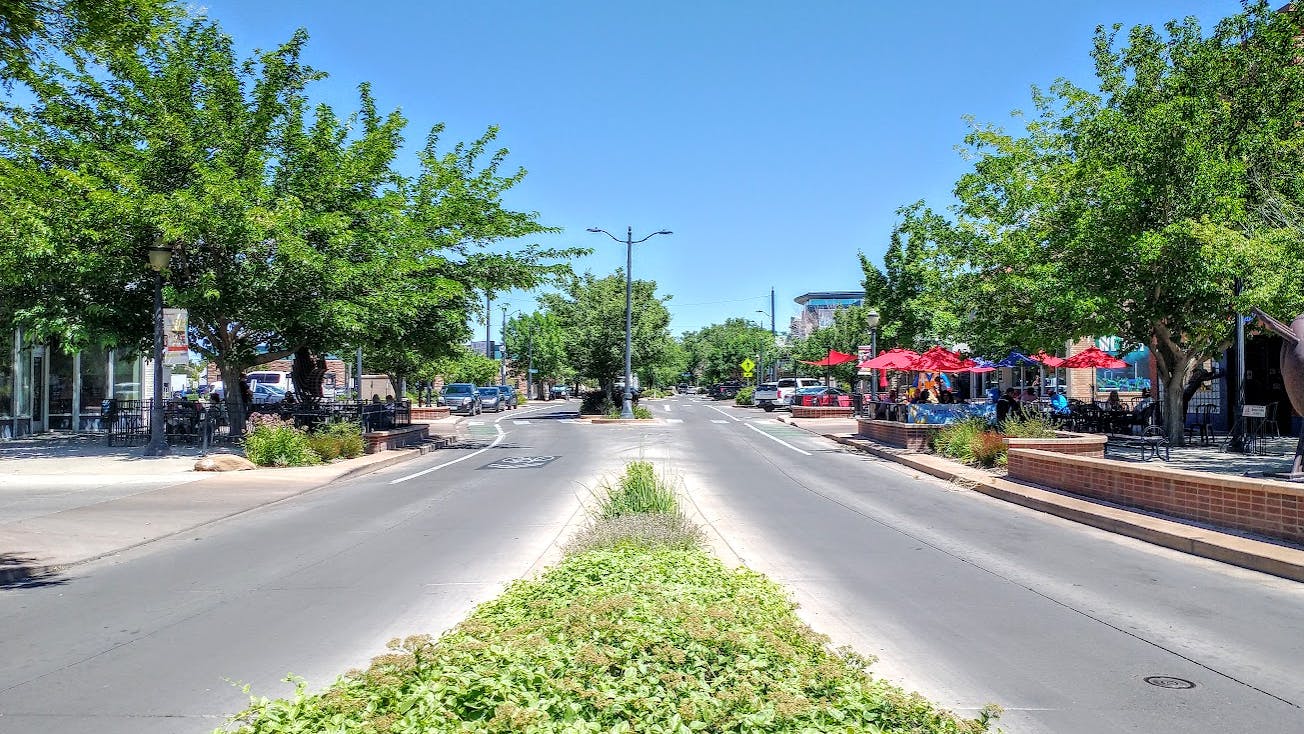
[485,293,492,359]
[500,304,508,386]
[770,286,777,380]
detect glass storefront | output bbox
[113,349,142,400]
[15,336,31,418]
[0,331,12,419]
[47,340,76,430]
[80,345,109,429]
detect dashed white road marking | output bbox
[513,420,532,425]
[744,422,812,456]
[710,419,729,424]
[663,404,671,412]
[390,423,505,484]
[666,418,684,424]
[707,405,741,422]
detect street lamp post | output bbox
[143,235,174,457]
[587,226,673,419]
[500,304,509,387]
[866,309,880,401]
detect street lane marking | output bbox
[512,420,532,425]
[707,405,741,422]
[745,422,812,455]
[663,404,671,412]
[666,418,684,423]
[390,423,505,484]
[711,419,729,424]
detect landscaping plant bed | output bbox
[221,461,997,733]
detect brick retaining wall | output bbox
[1007,449,1304,544]
[411,406,450,420]
[363,424,429,453]
[791,405,854,419]
[856,420,937,450]
[1005,433,1106,458]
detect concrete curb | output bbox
[816,432,1304,583]
[0,443,438,587]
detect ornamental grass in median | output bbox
[221,546,995,734]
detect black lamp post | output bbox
[866,309,880,400]
[143,234,174,456]
[586,226,673,419]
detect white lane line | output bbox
[711,419,729,424]
[513,420,532,425]
[390,423,504,484]
[666,418,684,424]
[707,405,741,422]
[493,405,549,424]
[663,404,671,412]
[744,422,812,456]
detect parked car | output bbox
[753,382,781,411]
[442,383,481,415]
[250,383,287,405]
[791,385,847,407]
[550,385,571,399]
[767,378,823,409]
[709,381,744,400]
[496,385,518,409]
[477,386,504,412]
[246,370,294,393]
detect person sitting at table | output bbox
[996,388,1025,423]
[1104,390,1125,412]
[938,389,955,404]
[1050,388,1070,416]
[912,389,932,404]
[987,386,1002,403]
[1019,388,1037,404]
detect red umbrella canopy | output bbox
[1034,351,1066,368]
[857,348,920,370]
[907,346,976,372]
[1061,346,1128,369]
[800,349,857,367]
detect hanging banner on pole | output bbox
[857,345,873,375]
[163,308,190,365]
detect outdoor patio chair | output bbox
[1184,404,1215,446]
[1262,402,1281,439]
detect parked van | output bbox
[246,371,293,393]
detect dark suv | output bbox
[441,383,481,415]
[496,385,518,409]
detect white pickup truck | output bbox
[753,377,823,412]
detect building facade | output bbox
[790,291,865,340]
[1,329,147,439]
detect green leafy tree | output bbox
[0,0,173,79]
[938,3,1304,443]
[681,318,775,385]
[430,346,498,386]
[504,311,569,399]
[858,205,963,353]
[539,271,672,396]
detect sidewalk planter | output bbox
[1003,432,1106,458]
[857,419,939,450]
[410,406,451,420]
[1008,448,1304,545]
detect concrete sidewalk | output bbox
[0,420,466,586]
[779,414,1304,582]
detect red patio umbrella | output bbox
[1061,346,1127,369]
[907,346,977,372]
[857,348,920,371]
[799,349,857,367]
[1034,351,1065,368]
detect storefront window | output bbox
[81,345,109,414]
[47,340,75,430]
[14,338,31,417]
[0,331,12,418]
[112,349,142,400]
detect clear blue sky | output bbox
[202,0,1240,338]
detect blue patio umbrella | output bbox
[995,351,1040,397]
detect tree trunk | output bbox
[1162,368,1188,446]
[218,361,249,439]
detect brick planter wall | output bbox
[411,406,450,420]
[791,405,854,419]
[1007,449,1304,544]
[363,424,429,453]
[856,420,938,450]
[1005,432,1106,458]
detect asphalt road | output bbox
[0,404,604,734]
[2,397,1302,734]
[654,395,1304,734]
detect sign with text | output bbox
[163,308,189,366]
[1242,404,1267,418]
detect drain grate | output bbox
[1144,676,1195,690]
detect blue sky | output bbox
[201,0,1240,339]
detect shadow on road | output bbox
[0,553,67,590]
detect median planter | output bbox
[857,419,939,450]
[363,424,429,453]
[410,406,450,420]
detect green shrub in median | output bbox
[221,546,996,734]
[243,416,320,467]
[735,385,755,405]
[598,460,678,518]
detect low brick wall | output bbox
[364,424,429,453]
[411,406,450,420]
[791,405,854,419]
[856,419,938,451]
[1007,449,1304,544]
[1005,432,1106,458]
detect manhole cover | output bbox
[1144,676,1195,690]
[480,455,559,470]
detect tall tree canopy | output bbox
[681,318,774,385]
[0,14,577,430]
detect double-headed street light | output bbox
[143,234,174,457]
[586,226,673,419]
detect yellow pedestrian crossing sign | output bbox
[740,358,755,377]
